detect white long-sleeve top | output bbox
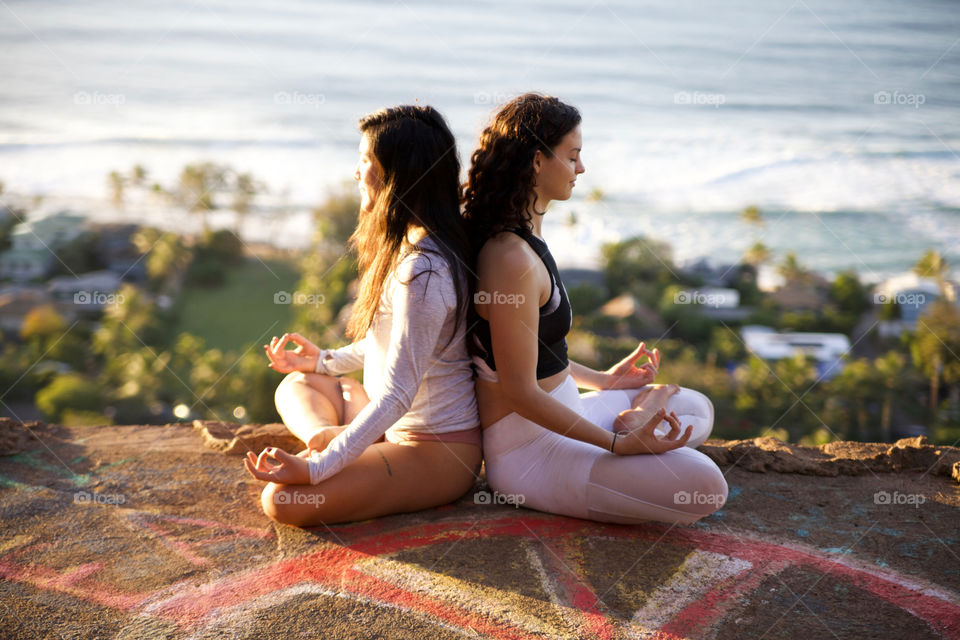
[307,237,479,484]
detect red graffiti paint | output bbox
[1,512,957,638]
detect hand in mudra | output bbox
[603,341,660,389]
[244,447,311,485]
[264,332,321,374]
[612,408,692,455]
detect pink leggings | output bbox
[482,376,728,525]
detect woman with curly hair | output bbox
[244,105,481,526]
[464,93,727,525]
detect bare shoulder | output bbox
[477,231,538,275]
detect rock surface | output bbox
[192,419,304,455]
[699,435,960,482]
[0,420,958,639]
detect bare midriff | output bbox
[476,364,571,430]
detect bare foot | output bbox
[629,384,680,422]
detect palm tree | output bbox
[177,163,225,232]
[875,351,904,442]
[132,228,193,292]
[231,172,261,236]
[108,171,126,207]
[913,249,950,296]
[131,164,148,186]
[777,251,812,284]
[911,301,960,420]
[744,241,771,267]
[741,205,763,226]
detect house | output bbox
[90,223,147,283]
[681,258,740,288]
[874,272,954,337]
[672,286,753,321]
[0,286,76,336]
[741,325,851,379]
[0,209,88,282]
[598,293,667,334]
[767,273,831,312]
[47,270,123,314]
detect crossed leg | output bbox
[263,371,481,525]
[273,371,372,450]
[261,440,481,526]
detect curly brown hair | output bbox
[462,93,581,250]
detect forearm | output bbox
[507,387,614,451]
[314,338,367,375]
[308,393,405,483]
[568,360,607,391]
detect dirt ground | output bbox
[0,418,958,639]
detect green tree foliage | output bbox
[130,164,148,186]
[231,172,263,235]
[911,301,960,420]
[196,229,245,265]
[49,231,104,277]
[777,251,814,285]
[107,171,125,206]
[658,285,714,343]
[0,343,48,401]
[743,241,770,268]
[185,229,245,288]
[0,206,18,252]
[98,344,172,422]
[823,359,883,441]
[566,283,608,317]
[602,236,679,306]
[294,184,360,340]
[132,228,194,292]
[912,249,948,283]
[20,304,68,345]
[45,333,89,372]
[707,325,747,367]
[730,264,763,306]
[733,354,823,441]
[92,284,166,361]
[740,205,763,225]
[35,373,104,422]
[177,162,227,231]
[829,270,869,317]
[61,409,114,426]
[875,350,914,442]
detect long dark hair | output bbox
[462,93,581,249]
[347,105,471,343]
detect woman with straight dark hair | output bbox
[244,105,481,526]
[464,93,727,525]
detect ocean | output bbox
[1,0,958,280]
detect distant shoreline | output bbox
[1,190,954,286]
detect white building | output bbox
[873,272,954,337]
[741,325,851,378]
[0,208,88,282]
[48,270,122,312]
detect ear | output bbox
[532,149,544,175]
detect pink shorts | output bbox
[385,426,483,447]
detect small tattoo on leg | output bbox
[378,450,393,476]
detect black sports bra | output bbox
[472,229,572,379]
